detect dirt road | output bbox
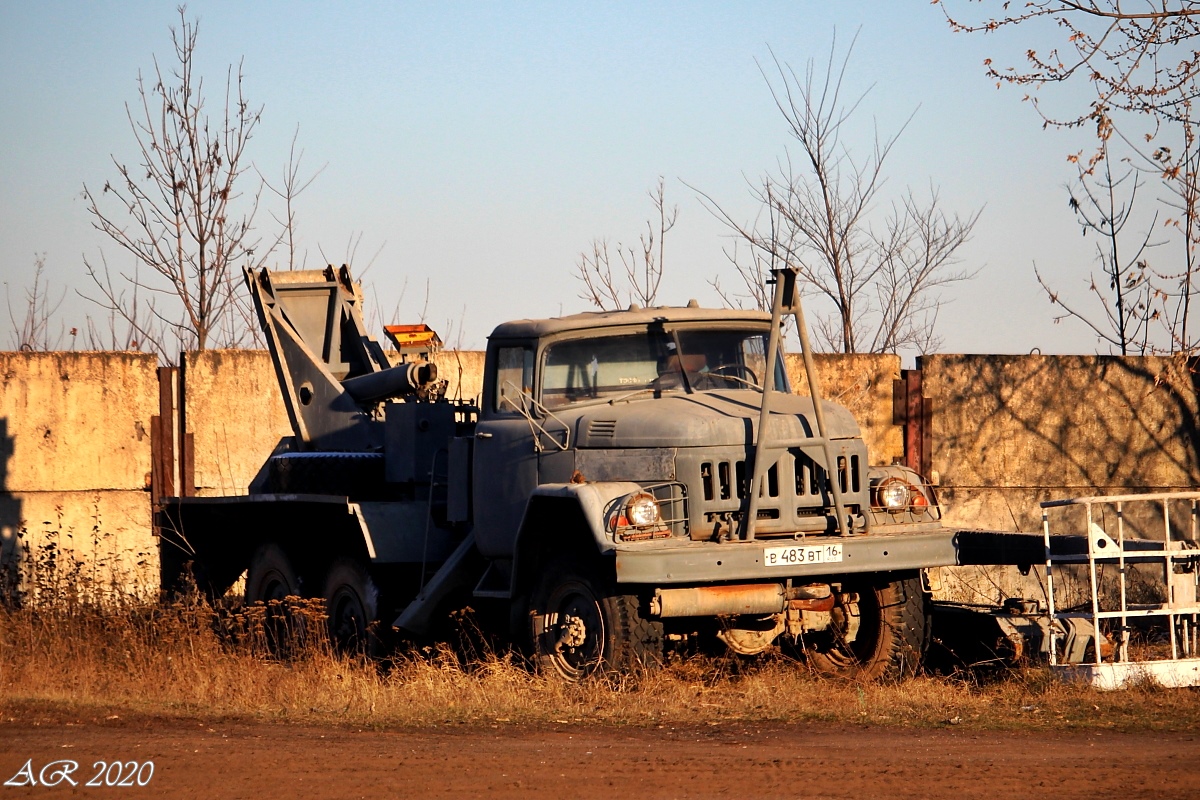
[1,706,1196,799]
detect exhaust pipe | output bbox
[650,583,832,618]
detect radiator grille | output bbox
[692,448,865,537]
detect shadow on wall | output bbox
[0,417,22,601]
[931,354,1200,537]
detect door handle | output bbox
[475,432,493,440]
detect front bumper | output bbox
[613,524,958,584]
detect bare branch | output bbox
[258,124,326,271]
[1035,142,1166,353]
[941,1,1200,134]
[5,254,67,351]
[575,177,678,310]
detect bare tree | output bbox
[318,232,387,278]
[5,254,68,351]
[698,37,979,354]
[1036,146,1162,353]
[576,177,678,310]
[81,6,265,359]
[709,238,774,316]
[944,3,1200,352]
[80,258,166,351]
[939,1,1200,137]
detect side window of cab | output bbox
[493,344,535,414]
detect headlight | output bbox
[626,492,660,527]
[876,479,913,512]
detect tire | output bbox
[245,543,302,653]
[529,559,662,681]
[322,557,382,656]
[246,543,300,604]
[803,575,928,681]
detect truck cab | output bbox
[472,308,809,555]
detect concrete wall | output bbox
[921,354,1200,604]
[432,349,486,405]
[6,347,1196,606]
[922,354,1200,533]
[0,352,159,599]
[180,349,903,498]
[788,353,903,466]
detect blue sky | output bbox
[0,1,1119,356]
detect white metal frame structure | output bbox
[1042,492,1200,690]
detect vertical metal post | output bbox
[904,370,923,475]
[1043,507,1058,667]
[744,270,849,540]
[1185,501,1195,657]
[1116,503,1129,662]
[1165,499,1178,660]
[742,271,787,540]
[155,367,176,500]
[790,278,850,539]
[1086,502,1102,667]
[178,353,194,497]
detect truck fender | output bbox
[509,481,643,599]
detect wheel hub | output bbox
[555,613,589,650]
[835,592,862,646]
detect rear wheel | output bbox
[529,559,662,681]
[246,542,300,603]
[245,543,303,653]
[322,557,382,656]
[803,576,928,681]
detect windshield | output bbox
[540,327,786,409]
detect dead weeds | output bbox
[1,599,1197,733]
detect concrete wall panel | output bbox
[183,350,291,496]
[788,353,903,466]
[922,354,1200,534]
[183,349,487,496]
[180,348,903,497]
[432,350,485,405]
[1,489,156,601]
[0,352,157,492]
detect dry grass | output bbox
[2,597,1198,733]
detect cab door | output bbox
[472,342,540,559]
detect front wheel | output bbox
[803,575,928,681]
[528,560,662,681]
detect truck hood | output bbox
[564,390,860,449]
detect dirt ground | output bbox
[1,705,1197,799]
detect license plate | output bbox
[763,543,843,567]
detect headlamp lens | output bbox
[626,493,660,527]
[879,480,911,511]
